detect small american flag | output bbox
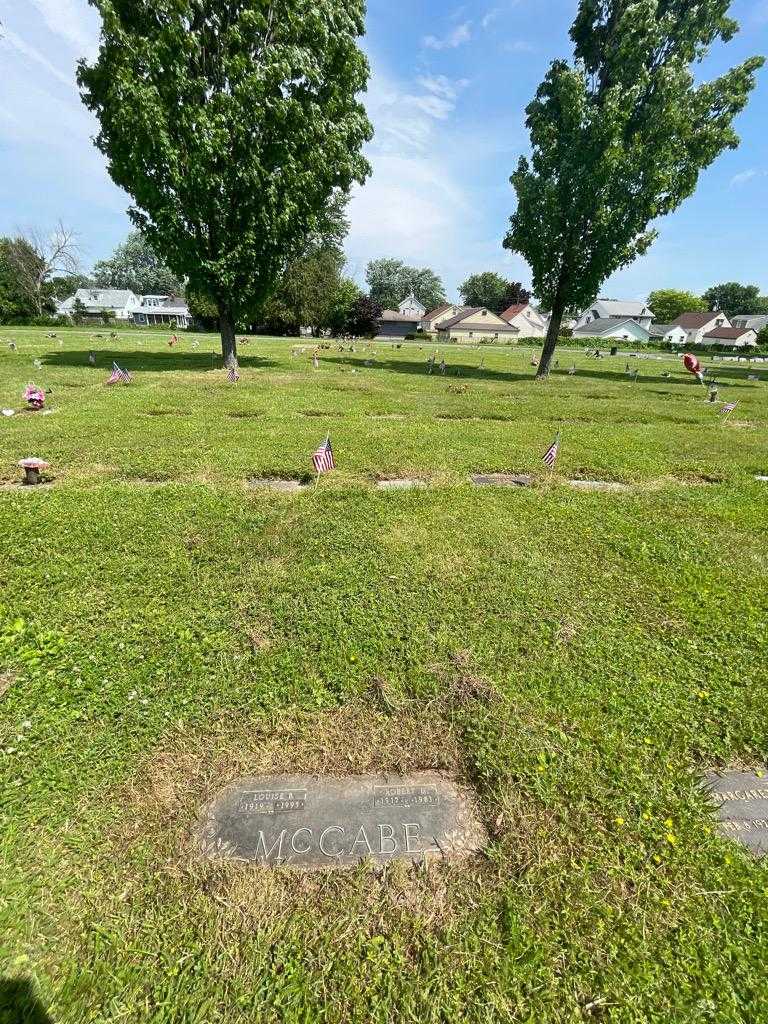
[542,430,561,468]
[312,436,335,475]
[226,365,240,383]
[107,361,131,384]
[720,401,738,414]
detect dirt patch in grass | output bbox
[95,702,500,928]
[367,412,406,420]
[247,477,308,493]
[302,410,346,418]
[0,671,17,698]
[228,410,265,419]
[129,472,175,485]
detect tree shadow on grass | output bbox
[320,355,760,389]
[0,978,53,1024]
[38,350,278,373]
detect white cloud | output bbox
[0,28,73,88]
[482,9,501,29]
[423,22,472,50]
[28,0,101,58]
[417,75,471,101]
[729,169,765,187]
[364,67,470,152]
[505,40,537,53]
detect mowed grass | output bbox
[1,326,767,1024]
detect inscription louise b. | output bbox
[197,772,486,869]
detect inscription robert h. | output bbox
[197,772,486,870]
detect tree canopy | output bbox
[365,259,446,313]
[79,0,373,365]
[504,0,764,377]
[703,282,768,318]
[647,289,707,324]
[93,232,182,296]
[458,272,531,313]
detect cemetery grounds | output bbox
[0,327,767,1023]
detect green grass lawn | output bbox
[1,327,767,1023]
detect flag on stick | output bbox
[107,362,131,384]
[542,430,561,469]
[720,401,738,418]
[312,435,335,476]
[226,365,240,383]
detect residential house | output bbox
[672,311,730,346]
[573,318,651,343]
[702,326,758,348]
[132,295,193,328]
[649,323,688,345]
[57,288,142,321]
[377,294,428,339]
[575,299,654,332]
[500,303,547,337]
[420,304,470,333]
[435,308,521,343]
[731,314,768,333]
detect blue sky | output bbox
[1,0,767,304]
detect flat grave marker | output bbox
[197,772,486,869]
[704,769,768,857]
[471,473,533,488]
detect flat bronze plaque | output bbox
[705,770,768,857]
[197,772,486,868]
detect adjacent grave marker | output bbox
[471,473,533,488]
[197,772,486,869]
[704,769,768,857]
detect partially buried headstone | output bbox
[197,772,486,869]
[704,770,768,857]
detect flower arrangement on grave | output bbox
[23,384,45,411]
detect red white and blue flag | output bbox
[720,402,738,414]
[312,436,335,475]
[542,431,561,468]
[107,362,131,384]
[226,365,240,383]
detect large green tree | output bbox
[93,232,183,295]
[79,1,373,367]
[647,288,707,324]
[0,239,40,322]
[458,272,531,312]
[504,0,763,378]
[703,282,768,318]
[262,244,355,336]
[365,259,446,313]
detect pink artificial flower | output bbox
[24,385,45,410]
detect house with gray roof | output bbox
[573,317,651,342]
[575,299,654,332]
[57,288,142,321]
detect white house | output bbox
[500,303,547,337]
[57,288,142,321]
[397,294,426,318]
[435,307,521,343]
[132,295,193,328]
[649,323,688,345]
[672,311,730,345]
[573,317,651,343]
[702,326,758,348]
[575,299,654,332]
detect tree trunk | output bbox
[218,300,238,367]
[537,301,564,379]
